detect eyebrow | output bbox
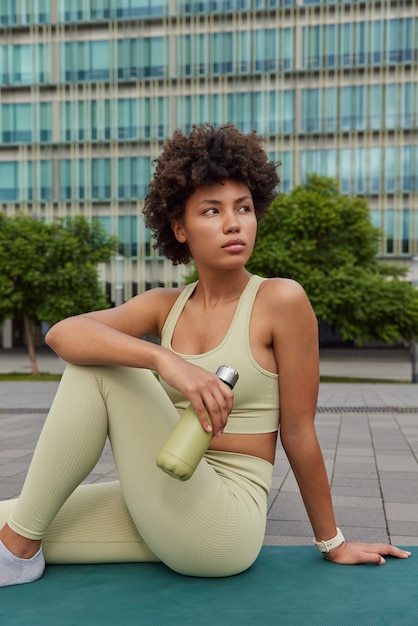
[196,195,252,206]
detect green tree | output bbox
[246,175,418,345]
[0,213,117,374]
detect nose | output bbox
[223,211,240,233]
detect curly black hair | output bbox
[143,124,280,265]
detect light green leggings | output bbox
[0,365,273,577]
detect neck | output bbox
[192,268,253,305]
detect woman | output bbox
[0,124,410,587]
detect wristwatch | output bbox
[313,527,345,553]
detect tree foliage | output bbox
[0,213,117,372]
[246,175,418,344]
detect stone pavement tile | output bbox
[265,520,312,540]
[334,457,376,469]
[270,473,287,490]
[0,483,22,499]
[385,503,418,523]
[379,470,418,482]
[1,472,29,486]
[391,536,418,546]
[375,455,418,472]
[379,477,418,503]
[335,447,374,457]
[331,483,382,498]
[0,461,33,479]
[263,535,313,546]
[340,527,389,543]
[0,381,58,408]
[388,521,418,539]
[267,490,278,511]
[332,463,378,479]
[279,474,300,493]
[331,495,382,509]
[374,441,412,453]
[397,417,418,433]
[268,492,308,522]
[271,456,292,479]
[0,450,34,464]
[371,435,412,452]
[332,505,387,528]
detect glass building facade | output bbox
[0,0,417,307]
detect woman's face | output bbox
[171,179,257,271]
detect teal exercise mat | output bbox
[1,546,415,626]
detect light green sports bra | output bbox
[160,275,279,435]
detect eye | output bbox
[203,207,218,215]
[238,205,251,213]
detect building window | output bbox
[1,103,32,143]
[112,0,166,18]
[402,146,417,193]
[60,100,109,141]
[0,44,51,85]
[255,28,294,72]
[62,41,110,83]
[37,161,53,201]
[59,159,87,201]
[303,19,416,70]
[58,0,167,21]
[118,157,151,200]
[0,0,50,25]
[302,88,336,133]
[118,216,138,257]
[0,102,52,144]
[117,37,167,80]
[0,162,19,201]
[92,159,111,200]
[117,99,137,140]
[388,18,413,64]
[340,86,366,132]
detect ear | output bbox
[171,219,186,243]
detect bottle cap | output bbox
[216,365,239,389]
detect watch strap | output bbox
[313,527,345,553]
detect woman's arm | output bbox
[270,279,410,564]
[46,288,173,370]
[46,288,233,437]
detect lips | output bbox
[221,238,245,249]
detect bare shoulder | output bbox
[257,277,311,310]
[127,286,185,332]
[255,277,317,339]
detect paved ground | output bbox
[1,347,418,547]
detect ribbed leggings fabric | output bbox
[0,365,273,577]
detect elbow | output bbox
[280,429,296,454]
[280,422,316,449]
[45,320,67,353]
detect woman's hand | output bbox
[157,352,234,437]
[324,541,411,565]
